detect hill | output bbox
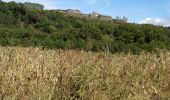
[0,0,170,53]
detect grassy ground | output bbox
[0,46,170,100]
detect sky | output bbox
[3,0,170,26]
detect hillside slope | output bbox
[0,0,170,53]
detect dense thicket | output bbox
[0,0,170,53]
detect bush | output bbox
[0,0,170,53]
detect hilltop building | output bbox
[90,12,99,18]
[56,9,81,14]
[89,11,113,21]
[66,9,81,14]
[56,9,113,21]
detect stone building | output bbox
[56,9,81,14]
[89,12,99,18]
[56,9,113,21]
[66,9,81,14]
[89,11,113,21]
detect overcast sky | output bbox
[3,0,170,26]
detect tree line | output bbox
[0,0,170,53]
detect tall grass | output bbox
[0,46,170,100]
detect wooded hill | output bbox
[0,0,170,53]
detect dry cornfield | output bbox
[0,46,170,100]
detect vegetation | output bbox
[1,1,170,100]
[0,46,170,99]
[0,0,170,53]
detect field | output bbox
[0,46,170,100]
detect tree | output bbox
[0,0,169,53]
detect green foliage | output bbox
[0,0,170,53]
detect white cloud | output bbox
[139,17,170,27]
